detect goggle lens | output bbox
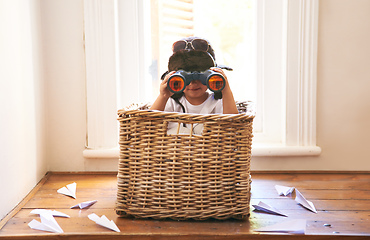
[172,39,209,52]
[208,76,224,91]
[168,76,185,92]
[172,41,187,52]
[191,39,209,51]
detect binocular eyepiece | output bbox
[167,70,225,93]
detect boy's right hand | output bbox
[150,71,176,111]
[160,71,176,98]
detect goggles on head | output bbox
[172,38,210,52]
[167,70,225,93]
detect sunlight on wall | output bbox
[0,0,46,220]
[193,0,256,102]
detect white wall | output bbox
[0,0,47,220]
[252,0,370,171]
[40,0,86,171]
[317,0,370,170]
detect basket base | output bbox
[115,209,250,221]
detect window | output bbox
[149,0,256,103]
[83,0,321,158]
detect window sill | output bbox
[83,145,321,159]
[252,144,321,157]
[83,148,120,159]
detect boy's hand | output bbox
[210,67,238,114]
[160,71,176,98]
[150,71,175,111]
[210,67,230,90]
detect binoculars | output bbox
[167,70,225,93]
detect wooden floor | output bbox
[0,172,369,239]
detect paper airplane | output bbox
[275,185,295,196]
[88,213,120,232]
[252,201,288,217]
[57,182,76,199]
[71,200,97,209]
[254,219,306,234]
[30,209,70,218]
[295,189,317,213]
[28,212,64,233]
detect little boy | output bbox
[150,37,238,115]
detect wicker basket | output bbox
[116,104,254,220]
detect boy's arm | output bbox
[211,67,238,114]
[150,94,170,111]
[221,83,239,114]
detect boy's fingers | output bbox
[163,71,177,83]
[167,71,176,77]
[211,67,227,79]
[210,67,224,75]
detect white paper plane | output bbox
[57,182,77,199]
[30,209,70,218]
[28,212,64,233]
[275,185,295,196]
[88,213,120,232]
[254,219,306,234]
[295,189,317,213]
[252,201,288,217]
[71,200,97,209]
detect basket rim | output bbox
[117,109,255,122]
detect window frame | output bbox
[83,0,321,158]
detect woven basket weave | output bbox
[116,105,254,220]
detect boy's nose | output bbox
[189,80,201,85]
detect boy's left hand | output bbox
[210,67,230,90]
[210,67,238,114]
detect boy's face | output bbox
[183,80,208,99]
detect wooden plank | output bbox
[22,197,116,209]
[40,173,118,189]
[10,207,370,223]
[29,188,117,199]
[250,172,370,181]
[249,198,370,211]
[251,209,370,221]
[2,209,370,235]
[0,233,368,240]
[251,180,370,190]
[251,188,370,199]
[1,219,369,239]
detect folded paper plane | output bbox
[71,200,97,209]
[252,201,288,217]
[88,213,120,232]
[275,185,295,196]
[57,182,77,199]
[295,189,317,213]
[30,209,70,218]
[254,219,306,234]
[28,212,64,233]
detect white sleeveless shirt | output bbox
[164,93,223,135]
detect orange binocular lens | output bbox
[167,70,225,93]
[168,76,185,92]
[207,75,225,92]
